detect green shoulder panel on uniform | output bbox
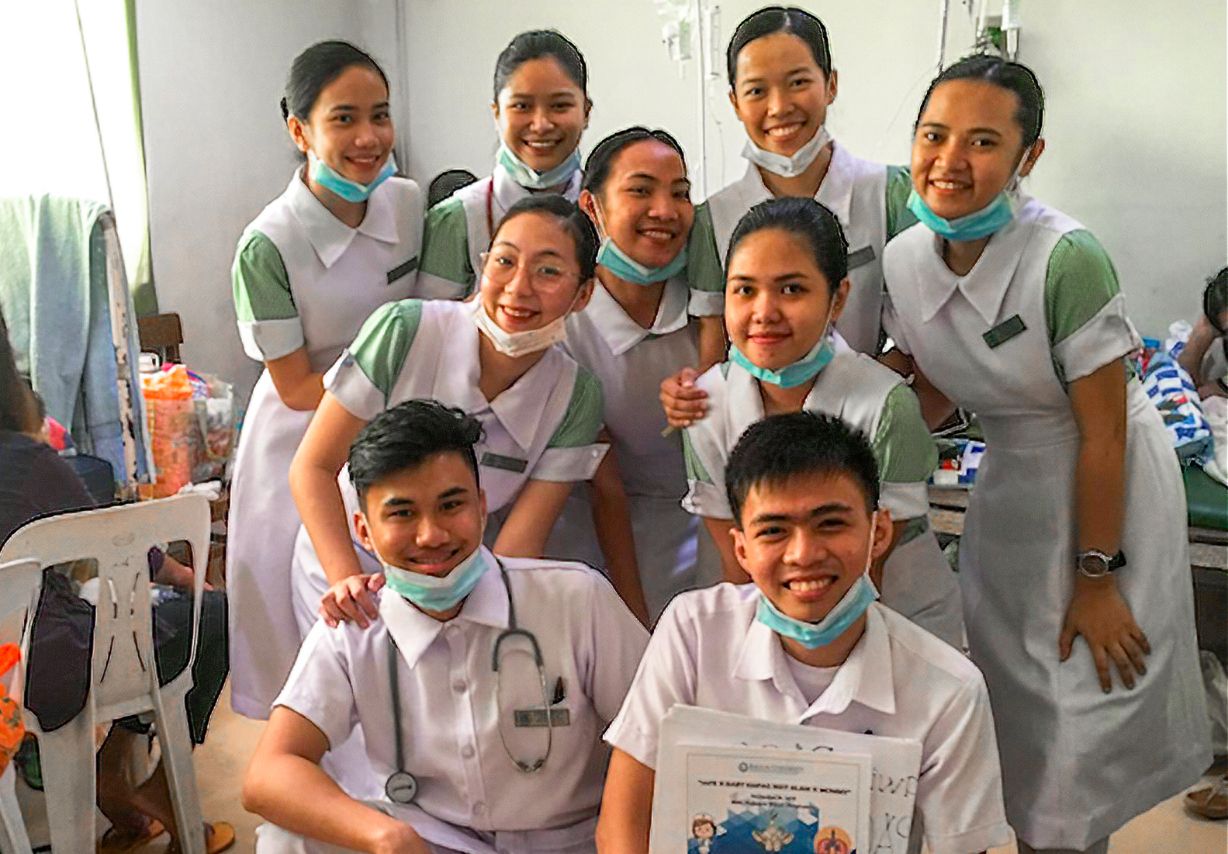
[232,230,295,322]
[884,166,917,240]
[546,367,604,448]
[1044,230,1121,347]
[419,196,475,288]
[681,430,713,484]
[349,300,424,399]
[686,202,725,295]
[873,383,938,484]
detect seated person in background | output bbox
[245,400,648,854]
[0,311,232,852]
[1178,266,1228,399]
[597,413,1012,854]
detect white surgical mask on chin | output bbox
[471,298,573,358]
[742,125,831,179]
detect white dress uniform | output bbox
[686,140,913,354]
[882,198,1210,850]
[260,549,649,854]
[291,297,608,633]
[550,276,720,619]
[227,170,423,719]
[604,585,1013,854]
[417,161,583,299]
[680,350,965,647]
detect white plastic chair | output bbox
[0,559,42,854]
[0,494,210,854]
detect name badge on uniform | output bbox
[513,707,571,727]
[480,451,528,473]
[847,245,876,271]
[982,314,1027,349]
[386,256,419,285]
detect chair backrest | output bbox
[0,495,209,719]
[0,560,43,709]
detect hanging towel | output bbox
[0,195,150,484]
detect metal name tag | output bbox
[847,245,876,270]
[982,314,1027,349]
[480,451,528,473]
[513,707,571,727]
[386,256,419,285]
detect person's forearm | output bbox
[289,458,363,584]
[597,751,654,854]
[242,753,412,853]
[1177,322,1215,387]
[1074,430,1126,556]
[590,459,650,624]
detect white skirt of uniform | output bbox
[227,371,314,718]
[962,384,1209,848]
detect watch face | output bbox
[1079,553,1110,577]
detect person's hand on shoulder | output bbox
[319,573,386,629]
[660,367,708,429]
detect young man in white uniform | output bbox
[598,413,1012,854]
[245,401,648,854]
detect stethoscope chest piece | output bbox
[385,769,418,805]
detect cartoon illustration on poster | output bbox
[682,748,870,853]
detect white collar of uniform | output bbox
[813,141,856,227]
[288,168,400,268]
[916,196,1039,325]
[582,274,690,356]
[378,546,509,669]
[722,346,854,440]
[441,304,567,452]
[737,137,852,226]
[491,160,583,216]
[733,601,896,718]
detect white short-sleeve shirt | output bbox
[604,586,1011,854]
[276,549,649,835]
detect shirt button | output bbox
[473,801,486,815]
[452,679,467,693]
[461,744,475,759]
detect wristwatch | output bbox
[1077,549,1127,579]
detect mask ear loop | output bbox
[862,508,880,592]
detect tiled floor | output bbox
[12,682,1228,852]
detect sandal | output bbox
[98,818,166,852]
[1185,776,1228,820]
[166,821,236,854]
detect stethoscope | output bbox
[384,558,553,805]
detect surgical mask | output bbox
[729,305,837,388]
[308,151,396,203]
[471,299,571,358]
[592,201,688,285]
[754,512,880,649]
[497,143,582,191]
[742,125,831,179]
[375,542,490,613]
[906,147,1033,242]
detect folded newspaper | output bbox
[652,706,923,854]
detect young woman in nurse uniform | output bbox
[675,197,964,647]
[227,41,423,720]
[881,54,1209,853]
[414,30,590,300]
[290,196,620,636]
[553,127,721,621]
[679,6,915,357]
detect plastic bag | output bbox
[140,366,236,496]
[141,364,198,497]
[1201,651,1228,756]
[0,643,23,775]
